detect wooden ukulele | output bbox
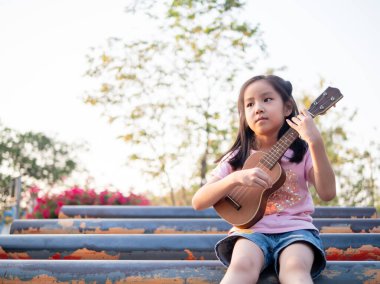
[213,87,343,229]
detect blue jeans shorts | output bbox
[215,229,326,279]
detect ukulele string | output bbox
[233,136,292,203]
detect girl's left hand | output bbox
[286,109,322,145]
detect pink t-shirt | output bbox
[210,148,318,234]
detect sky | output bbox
[0,0,379,194]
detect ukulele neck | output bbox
[260,128,299,169]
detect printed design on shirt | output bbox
[264,169,302,215]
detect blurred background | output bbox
[0,0,379,228]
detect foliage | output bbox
[83,1,379,207]
[84,0,264,205]
[299,85,379,207]
[25,186,150,219]
[0,123,82,216]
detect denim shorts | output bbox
[215,229,326,279]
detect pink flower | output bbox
[42,208,51,218]
[29,185,40,196]
[25,185,150,219]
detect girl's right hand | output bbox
[234,167,271,189]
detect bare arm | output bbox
[287,109,336,201]
[192,167,271,211]
[192,174,239,211]
[308,138,336,201]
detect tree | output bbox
[84,0,265,204]
[0,123,82,215]
[298,82,379,207]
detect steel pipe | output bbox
[10,218,380,235]
[0,233,378,261]
[0,260,378,283]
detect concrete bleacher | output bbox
[0,205,379,283]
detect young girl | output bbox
[192,75,336,284]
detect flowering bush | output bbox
[25,186,150,219]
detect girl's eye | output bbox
[264,98,273,102]
[246,102,253,108]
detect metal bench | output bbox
[10,218,380,234]
[58,205,378,219]
[0,233,378,261]
[0,260,378,283]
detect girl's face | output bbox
[243,79,292,138]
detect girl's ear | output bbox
[284,101,293,117]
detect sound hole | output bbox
[225,195,241,211]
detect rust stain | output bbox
[93,227,145,234]
[0,247,32,259]
[187,278,214,284]
[8,252,32,259]
[13,228,40,234]
[119,277,184,283]
[153,227,227,234]
[320,226,353,233]
[57,219,74,228]
[184,249,197,260]
[2,274,70,283]
[364,268,380,284]
[320,225,380,234]
[321,268,341,279]
[207,227,223,233]
[184,249,205,261]
[369,226,380,233]
[21,228,76,234]
[325,244,380,260]
[154,228,181,234]
[79,222,86,229]
[58,212,69,219]
[0,246,9,259]
[50,253,62,260]
[58,212,84,219]
[62,248,120,260]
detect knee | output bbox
[279,256,311,282]
[229,255,261,280]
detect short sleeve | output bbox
[208,152,236,180]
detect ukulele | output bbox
[213,87,343,229]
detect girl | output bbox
[192,75,336,284]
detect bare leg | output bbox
[221,237,265,284]
[278,242,314,284]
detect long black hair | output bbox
[217,75,307,170]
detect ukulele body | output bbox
[213,151,287,229]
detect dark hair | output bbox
[218,75,307,170]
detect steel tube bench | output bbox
[0,260,378,283]
[3,205,378,283]
[10,218,380,234]
[0,233,378,261]
[58,205,378,219]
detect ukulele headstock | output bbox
[308,87,343,117]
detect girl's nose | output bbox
[255,104,264,114]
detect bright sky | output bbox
[0,0,379,193]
